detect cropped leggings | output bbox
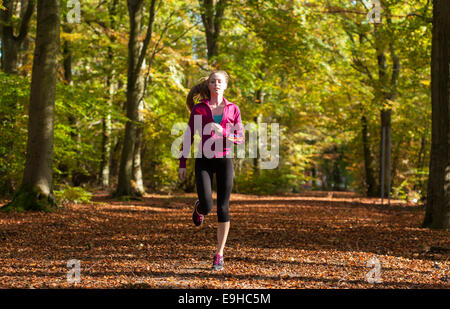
[195,157,234,222]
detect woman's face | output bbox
[208,73,228,97]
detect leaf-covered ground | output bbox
[0,191,448,289]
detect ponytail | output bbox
[186,80,209,113]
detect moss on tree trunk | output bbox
[1,184,56,213]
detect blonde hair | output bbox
[185,71,230,113]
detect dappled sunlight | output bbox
[0,192,448,288]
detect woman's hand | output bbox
[212,123,238,142]
[179,168,186,181]
[211,123,224,136]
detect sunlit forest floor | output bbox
[0,191,448,289]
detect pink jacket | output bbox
[178,98,245,168]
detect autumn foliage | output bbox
[0,191,448,289]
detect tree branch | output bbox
[405,13,432,23]
[213,0,226,40]
[135,0,157,77]
[343,28,373,81]
[139,15,201,105]
[15,0,35,42]
[306,2,431,22]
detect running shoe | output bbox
[212,254,224,271]
[192,200,204,226]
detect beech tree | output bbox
[0,0,35,194]
[115,0,157,197]
[2,0,60,212]
[199,0,227,64]
[0,0,35,74]
[422,0,449,230]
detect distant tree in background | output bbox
[115,0,157,197]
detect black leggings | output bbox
[195,157,234,222]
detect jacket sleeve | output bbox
[178,106,197,168]
[225,105,245,145]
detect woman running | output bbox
[178,70,244,271]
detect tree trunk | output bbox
[332,146,342,190]
[1,32,19,74]
[199,0,227,65]
[62,29,77,137]
[311,166,317,189]
[375,10,400,200]
[110,135,122,181]
[379,108,391,198]
[133,61,145,196]
[62,25,72,84]
[100,0,118,189]
[1,0,20,74]
[115,0,156,197]
[2,0,60,212]
[423,0,450,230]
[132,99,145,195]
[132,61,146,195]
[61,23,84,186]
[253,87,263,176]
[116,1,143,196]
[100,74,114,188]
[0,0,35,194]
[1,0,35,74]
[361,114,377,196]
[413,135,428,193]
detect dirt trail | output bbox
[0,191,448,288]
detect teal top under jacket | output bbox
[213,113,223,124]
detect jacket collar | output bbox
[200,97,231,106]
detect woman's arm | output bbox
[178,106,198,168]
[225,105,245,144]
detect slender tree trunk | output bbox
[56,24,72,182]
[361,114,377,196]
[62,28,79,145]
[376,41,388,198]
[132,62,146,195]
[423,0,450,230]
[100,74,114,188]
[110,135,122,182]
[253,88,263,176]
[332,146,342,190]
[2,0,60,212]
[116,0,143,196]
[131,51,147,195]
[199,0,227,65]
[100,0,118,189]
[61,23,84,186]
[132,99,145,195]
[375,11,400,199]
[311,166,317,189]
[413,135,427,192]
[115,0,156,197]
[379,108,391,198]
[375,22,400,197]
[62,26,72,85]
